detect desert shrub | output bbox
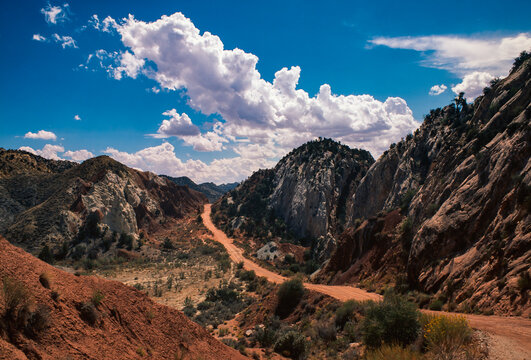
[276,279,305,318]
[343,321,360,342]
[51,290,60,301]
[335,300,366,329]
[316,321,337,342]
[71,244,86,260]
[39,272,51,289]
[361,291,420,348]
[2,277,30,319]
[91,290,105,307]
[118,233,133,250]
[517,271,531,292]
[38,245,54,264]
[429,299,444,311]
[236,261,244,269]
[273,330,308,360]
[24,304,51,337]
[423,314,472,359]
[162,237,174,250]
[78,301,99,325]
[237,269,256,282]
[365,344,423,360]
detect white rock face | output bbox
[256,241,282,261]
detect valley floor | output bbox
[201,204,531,358]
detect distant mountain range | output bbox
[161,175,238,203]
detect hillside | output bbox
[319,56,531,315]
[0,150,207,258]
[212,138,374,261]
[162,175,238,202]
[0,237,245,360]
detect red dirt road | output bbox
[202,204,531,358]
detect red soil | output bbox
[0,237,246,360]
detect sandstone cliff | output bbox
[321,56,531,315]
[213,138,374,261]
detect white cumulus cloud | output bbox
[63,149,94,161]
[41,3,69,25]
[74,114,81,121]
[24,130,57,141]
[451,72,495,99]
[32,34,47,42]
[53,33,77,49]
[95,12,418,156]
[104,142,275,183]
[429,84,447,96]
[19,144,64,160]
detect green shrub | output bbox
[361,291,420,348]
[316,321,337,342]
[38,245,54,264]
[91,290,105,307]
[429,299,444,311]
[276,279,305,318]
[423,314,472,359]
[400,189,416,212]
[335,300,365,329]
[273,330,308,360]
[24,304,51,337]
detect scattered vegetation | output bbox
[276,278,305,318]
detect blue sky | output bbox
[1,0,530,183]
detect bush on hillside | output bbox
[273,330,308,360]
[276,279,305,318]
[422,314,473,359]
[361,291,420,348]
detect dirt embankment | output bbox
[0,236,245,360]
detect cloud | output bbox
[451,72,495,99]
[104,142,275,183]
[370,33,531,77]
[98,12,418,155]
[429,84,447,96]
[32,34,47,42]
[153,110,227,151]
[41,3,69,25]
[19,144,64,160]
[89,14,118,33]
[63,149,94,161]
[24,130,57,141]
[74,114,81,121]
[53,33,77,48]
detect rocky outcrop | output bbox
[213,139,374,261]
[0,152,207,255]
[321,57,531,315]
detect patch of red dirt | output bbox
[0,237,246,360]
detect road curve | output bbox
[202,204,531,356]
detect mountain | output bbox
[0,236,245,360]
[212,138,374,261]
[319,56,531,314]
[0,151,207,256]
[162,175,238,203]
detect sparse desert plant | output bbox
[422,314,473,360]
[24,304,51,337]
[38,245,54,264]
[429,298,444,311]
[78,301,99,325]
[316,321,337,342]
[361,291,420,348]
[51,290,60,301]
[273,330,308,360]
[2,276,31,319]
[39,272,52,289]
[335,299,367,329]
[365,344,423,360]
[276,278,304,318]
[91,290,105,307]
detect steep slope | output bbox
[320,56,531,315]
[0,237,245,360]
[0,151,207,256]
[162,175,238,202]
[213,138,374,261]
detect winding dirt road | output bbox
[202,204,531,358]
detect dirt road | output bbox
[202,204,531,358]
